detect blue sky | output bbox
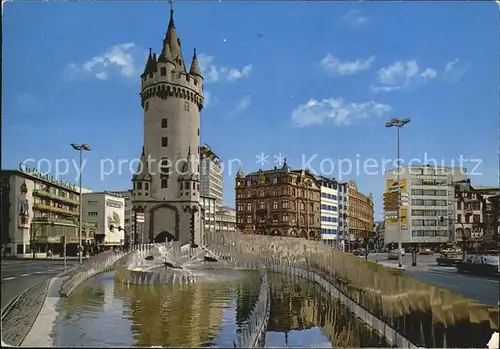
[3,1,499,219]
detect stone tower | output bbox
[132,7,204,245]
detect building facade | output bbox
[1,165,92,257]
[347,180,374,240]
[82,192,126,247]
[337,181,349,246]
[200,195,216,241]
[313,175,340,246]
[455,185,500,246]
[131,8,205,245]
[384,165,467,247]
[215,206,236,233]
[235,162,321,239]
[200,144,223,211]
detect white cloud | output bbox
[236,95,252,110]
[321,54,375,76]
[67,42,144,81]
[292,97,392,127]
[341,9,368,26]
[370,60,437,92]
[197,53,252,83]
[443,59,470,82]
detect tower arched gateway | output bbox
[132,7,204,245]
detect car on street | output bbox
[455,255,500,277]
[388,249,400,260]
[436,253,463,267]
[419,248,434,255]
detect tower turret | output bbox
[178,146,199,200]
[158,34,176,72]
[142,48,157,78]
[189,49,202,79]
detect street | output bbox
[1,259,79,310]
[365,253,499,307]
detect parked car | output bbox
[419,248,434,255]
[388,249,400,260]
[436,253,462,267]
[455,255,500,277]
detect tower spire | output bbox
[189,48,202,77]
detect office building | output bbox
[384,165,467,247]
[200,144,223,211]
[235,162,321,239]
[1,164,93,257]
[82,192,126,247]
[311,175,339,246]
[200,195,216,240]
[215,206,236,233]
[347,180,374,241]
[337,181,349,248]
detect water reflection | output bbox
[53,271,389,347]
[265,273,390,348]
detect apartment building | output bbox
[235,162,321,239]
[347,180,374,241]
[1,164,93,257]
[384,165,467,247]
[200,144,223,211]
[311,175,340,246]
[337,181,349,245]
[455,185,500,246]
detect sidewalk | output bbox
[375,260,407,270]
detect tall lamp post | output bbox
[385,117,410,268]
[71,143,91,264]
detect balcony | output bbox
[33,203,79,217]
[33,190,79,206]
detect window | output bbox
[161,137,168,147]
[184,101,190,111]
[292,188,296,196]
[145,101,149,111]
[247,203,252,211]
[282,214,289,222]
[272,201,278,210]
[272,214,278,223]
[282,200,289,209]
[300,202,305,210]
[162,118,168,128]
[145,183,149,191]
[246,215,252,224]
[161,67,167,76]
[160,157,170,176]
[161,178,168,188]
[247,191,252,198]
[88,212,98,216]
[272,177,278,184]
[237,204,243,212]
[259,201,265,210]
[273,189,278,196]
[137,182,143,190]
[259,190,264,197]
[198,128,200,136]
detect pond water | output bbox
[52,271,389,347]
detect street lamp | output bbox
[71,143,91,264]
[385,117,410,268]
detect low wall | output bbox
[59,249,129,297]
[205,231,499,348]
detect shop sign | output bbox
[19,163,77,191]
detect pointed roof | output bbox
[132,148,152,182]
[236,165,244,178]
[142,48,156,76]
[189,48,202,77]
[166,8,186,71]
[158,35,175,64]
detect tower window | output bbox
[149,73,153,78]
[161,178,168,188]
[145,101,149,111]
[161,137,168,147]
[161,67,166,76]
[145,183,149,191]
[162,118,168,128]
[137,182,143,190]
[184,101,190,111]
[197,128,200,136]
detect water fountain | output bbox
[115,242,243,285]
